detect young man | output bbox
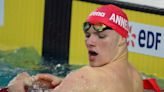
[8,4,143,92]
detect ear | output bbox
[118,35,127,47]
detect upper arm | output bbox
[52,67,124,92]
[52,66,102,92]
[53,71,92,92]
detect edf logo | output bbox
[138,29,161,50]
[128,22,164,58]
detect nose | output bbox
[86,35,96,48]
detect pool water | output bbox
[0,47,84,87]
[0,62,83,87]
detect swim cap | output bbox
[86,4,129,38]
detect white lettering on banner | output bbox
[0,0,4,26]
[89,11,105,17]
[109,13,128,30]
[127,21,164,58]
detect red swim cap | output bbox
[86,4,129,38]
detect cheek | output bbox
[100,40,115,50]
[98,41,111,56]
[98,39,118,57]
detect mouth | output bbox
[89,50,98,56]
[88,50,98,62]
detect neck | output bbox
[111,38,128,64]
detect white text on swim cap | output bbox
[109,13,128,31]
[89,11,105,17]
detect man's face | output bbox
[85,25,119,67]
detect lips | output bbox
[89,50,98,61]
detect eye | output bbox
[98,33,106,39]
[85,32,91,38]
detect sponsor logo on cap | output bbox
[89,11,106,17]
[109,13,128,31]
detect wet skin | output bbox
[8,27,143,92]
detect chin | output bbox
[89,63,97,67]
[89,62,101,67]
[90,61,109,67]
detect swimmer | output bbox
[8,4,143,92]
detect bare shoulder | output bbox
[64,66,100,84]
[53,66,99,92]
[53,66,127,92]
